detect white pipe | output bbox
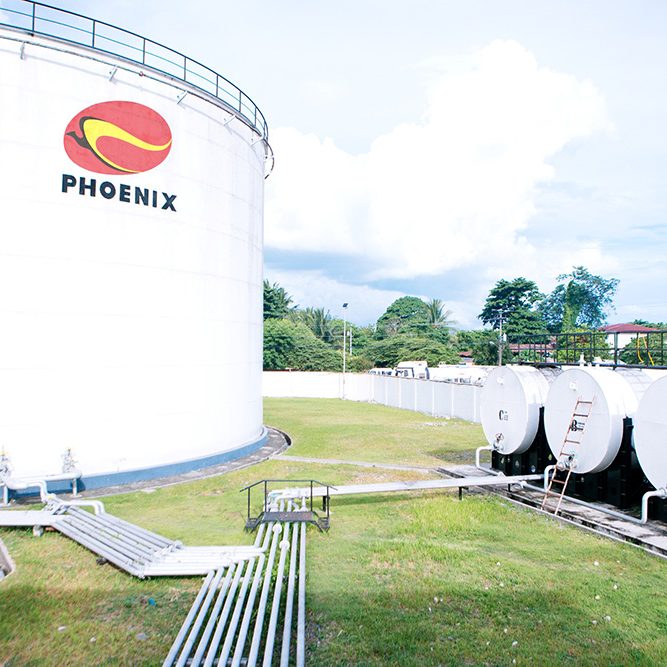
[65,509,159,554]
[209,557,257,666]
[231,523,275,667]
[263,508,292,666]
[163,571,216,666]
[296,517,306,667]
[191,565,239,666]
[280,507,300,667]
[543,465,557,491]
[641,488,667,524]
[64,514,154,562]
[2,478,51,503]
[56,498,106,515]
[475,445,495,472]
[175,568,227,667]
[247,517,284,666]
[210,524,267,667]
[55,522,141,574]
[2,472,82,504]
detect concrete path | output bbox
[274,454,435,473]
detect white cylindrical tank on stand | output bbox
[544,367,641,473]
[633,375,667,490]
[613,367,664,404]
[480,366,560,455]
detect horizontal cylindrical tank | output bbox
[613,367,664,403]
[0,21,268,487]
[544,367,641,473]
[633,375,667,490]
[480,366,560,455]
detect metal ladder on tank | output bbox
[541,398,594,515]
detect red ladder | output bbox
[541,398,594,515]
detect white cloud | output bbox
[264,268,406,326]
[265,267,487,329]
[300,79,347,105]
[265,40,610,281]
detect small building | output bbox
[458,350,474,366]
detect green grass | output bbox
[265,397,484,466]
[0,398,666,666]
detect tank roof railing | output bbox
[0,0,268,142]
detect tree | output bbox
[425,298,457,334]
[263,280,294,320]
[375,296,431,339]
[364,334,459,367]
[540,266,619,333]
[263,319,340,371]
[310,307,334,343]
[455,329,511,365]
[479,277,547,341]
[632,319,667,329]
[292,307,335,343]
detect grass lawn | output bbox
[0,398,665,666]
[265,397,484,467]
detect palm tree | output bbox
[263,280,294,319]
[311,308,334,343]
[426,298,457,332]
[292,307,334,343]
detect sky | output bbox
[13,0,667,328]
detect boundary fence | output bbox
[262,372,481,423]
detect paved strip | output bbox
[274,454,434,473]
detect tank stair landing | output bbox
[245,509,327,532]
[440,464,667,560]
[242,479,333,533]
[163,514,307,667]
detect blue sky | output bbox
[22,1,667,327]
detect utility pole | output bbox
[342,303,349,397]
[496,309,506,366]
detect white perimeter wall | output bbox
[0,30,265,477]
[263,372,481,423]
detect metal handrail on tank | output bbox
[0,0,269,142]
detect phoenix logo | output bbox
[64,101,172,175]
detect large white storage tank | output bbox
[0,7,269,487]
[633,375,667,491]
[544,367,645,474]
[480,365,560,455]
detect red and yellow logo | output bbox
[64,101,172,175]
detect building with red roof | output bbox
[599,323,659,348]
